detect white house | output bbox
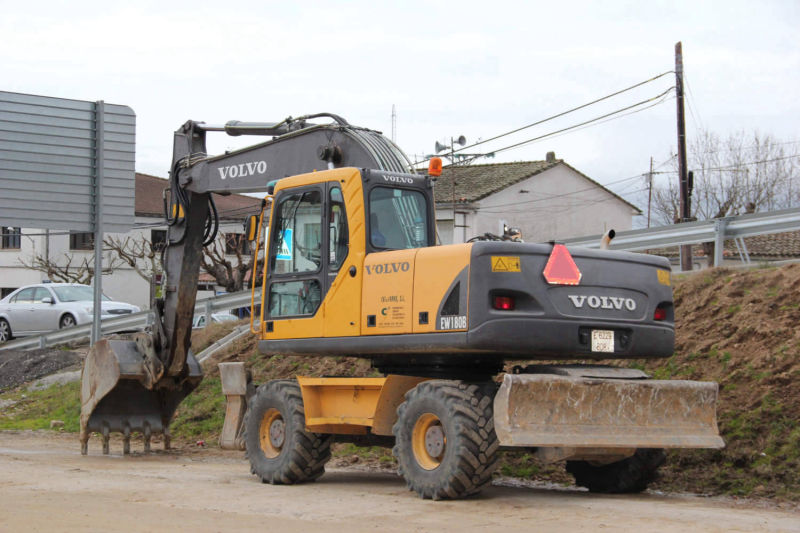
[433,154,640,244]
[0,173,262,308]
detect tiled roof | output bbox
[431,160,640,212]
[432,161,558,204]
[135,173,262,220]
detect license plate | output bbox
[591,330,615,353]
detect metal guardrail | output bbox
[0,288,261,352]
[561,208,800,262]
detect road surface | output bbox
[0,431,797,532]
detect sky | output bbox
[3,1,799,221]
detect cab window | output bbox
[270,190,322,274]
[368,187,429,250]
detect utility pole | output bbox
[647,156,654,228]
[675,42,692,271]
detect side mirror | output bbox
[41,297,54,304]
[244,215,258,242]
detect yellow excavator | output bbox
[80,114,723,499]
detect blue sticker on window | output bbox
[276,228,293,260]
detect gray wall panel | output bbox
[0,91,135,233]
[0,121,94,139]
[0,140,95,158]
[0,160,94,178]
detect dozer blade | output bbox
[80,339,202,455]
[494,373,725,449]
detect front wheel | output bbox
[0,318,11,342]
[566,448,666,493]
[244,380,332,484]
[392,380,499,500]
[59,314,76,329]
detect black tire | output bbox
[59,314,76,329]
[566,448,666,493]
[244,379,332,484]
[392,380,499,500]
[0,318,11,343]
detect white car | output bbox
[0,283,141,342]
[192,312,239,329]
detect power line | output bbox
[652,153,800,175]
[412,71,675,166]
[454,87,675,166]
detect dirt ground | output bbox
[0,431,797,533]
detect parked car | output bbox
[0,283,141,342]
[192,312,238,329]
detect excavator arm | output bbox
[80,115,413,455]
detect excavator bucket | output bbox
[80,339,202,455]
[494,369,725,450]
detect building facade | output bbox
[433,156,640,244]
[0,173,262,308]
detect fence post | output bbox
[714,218,727,267]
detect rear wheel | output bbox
[244,380,332,484]
[566,448,666,493]
[0,318,11,342]
[392,380,499,500]
[59,314,76,329]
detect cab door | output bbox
[264,186,325,339]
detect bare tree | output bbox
[103,235,162,282]
[22,230,257,293]
[648,129,799,264]
[650,130,799,226]
[200,233,256,293]
[19,252,121,285]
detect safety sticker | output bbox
[491,256,521,272]
[656,269,671,286]
[276,229,293,260]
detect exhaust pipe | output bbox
[600,229,616,249]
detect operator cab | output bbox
[264,168,435,324]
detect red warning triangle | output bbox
[543,244,581,285]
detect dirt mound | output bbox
[0,348,83,392]
[639,264,800,499]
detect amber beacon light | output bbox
[428,157,443,177]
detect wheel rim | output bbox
[0,321,8,342]
[259,408,285,459]
[412,412,445,470]
[61,316,75,329]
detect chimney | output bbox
[545,151,556,163]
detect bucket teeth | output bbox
[79,338,202,456]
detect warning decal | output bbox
[491,256,521,272]
[276,228,293,260]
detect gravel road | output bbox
[0,431,797,533]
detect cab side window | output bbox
[329,186,348,271]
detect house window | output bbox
[225,233,251,256]
[1,227,21,249]
[1,287,18,298]
[70,231,94,250]
[151,229,167,251]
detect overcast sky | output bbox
[3,1,798,219]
